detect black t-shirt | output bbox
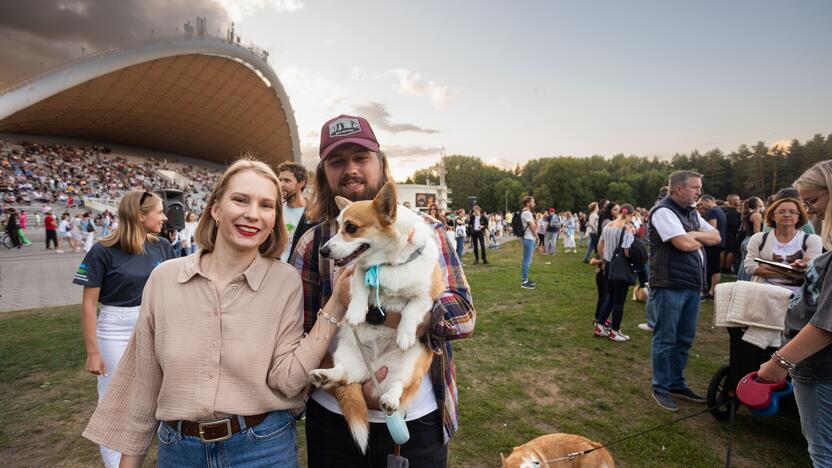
[72,238,176,306]
[705,207,727,249]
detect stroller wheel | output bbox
[707,365,737,420]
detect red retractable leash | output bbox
[736,371,793,417]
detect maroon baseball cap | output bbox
[319,114,380,160]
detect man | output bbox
[544,208,560,255]
[520,196,538,289]
[277,161,313,262]
[722,194,742,273]
[44,209,62,252]
[290,114,476,467]
[467,205,488,264]
[699,195,726,300]
[648,171,721,411]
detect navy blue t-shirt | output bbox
[72,238,176,307]
[705,206,727,249]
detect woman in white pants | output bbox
[73,191,176,468]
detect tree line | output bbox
[403,133,832,214]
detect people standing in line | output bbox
[4,208,22,248]
[757,160,832,467]
[290,114,476,467]
[74,191,176,468]
[468,205,489,265]
[278,161,313,263]
[722,194,742,274]
[648,171,721,412]
[84,161,349,468]
[737,196,765,280]
[595,204,637,342]
[543,208,561,256]
[699,195,726,300]
[44,209,61,252]
[521,196,538,289]
[562,211,577,253]
[743,198,823,293]
[583,202,600,263]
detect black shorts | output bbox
[705,246,723,275]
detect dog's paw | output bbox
[396,331,417,351]
[308,369,330,388]
[345,304,367,326]
[379,393,400,414]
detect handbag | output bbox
[608,228,637,285]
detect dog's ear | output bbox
[335,196,352,211]
[372,182,397,226]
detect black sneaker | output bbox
[521,280,537,289]
[669,387,707,403]
[652,392,679,412]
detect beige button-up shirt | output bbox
[83,252,331,456]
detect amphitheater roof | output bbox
[0,35,300,168]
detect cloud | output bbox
[353,102,439,135]
[215,0,303,22]
[0,0,231,88]
[383,144,444,159]
[279,66,345,110]
[384,68,449,110]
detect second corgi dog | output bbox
[309,182,444,453]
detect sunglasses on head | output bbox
[139,191,153,206]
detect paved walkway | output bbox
[0,229,86,312]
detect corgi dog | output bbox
[309,182,443,453]
[502,433,615,468]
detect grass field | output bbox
[0,240,811,467]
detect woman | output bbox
[180,212,199,256]
[595,204,636,342]
[737,197,765,280]
[583,202,600,263]
[70,212,84,253]
[758,161,832,466]
[80,212,97,253]
[743,198,822,293]
[454,216,467,262]
[537,212,547,252]
[73,191,176,467]
[562,211,577,253]
[58,213,75,251]
[83,159,352,467]
[4,208,21,248]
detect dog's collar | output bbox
[380,243,425,268]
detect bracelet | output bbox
[317,309,341,327]
[771,351,796,371]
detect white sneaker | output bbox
[56,249,64,253]
[609,329,630,342]
[638,323,653,332]
[593,322,610,337]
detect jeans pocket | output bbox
[157,422,179,446]
[248,411,294,442]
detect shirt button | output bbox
[210,341,218,348]
[208,373,215,380]
[232,284,238,289]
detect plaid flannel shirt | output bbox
[289,213,476,443]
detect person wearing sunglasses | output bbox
[744,197,823,293]
[758,160,832,466]
[72,190,176,468]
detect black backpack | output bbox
[511,211,526,237]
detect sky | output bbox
[2,0,832,180]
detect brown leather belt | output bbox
[165,413,268,443]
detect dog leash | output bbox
[542,401,734,464]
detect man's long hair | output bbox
[306,151,394,222]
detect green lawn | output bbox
[0,240,811,467]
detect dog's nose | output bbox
[320,246,331,258]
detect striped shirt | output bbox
[290,213,476,442]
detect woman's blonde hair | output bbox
[99,190,161,254]
[795,160,832,250]
[194,158,287,259]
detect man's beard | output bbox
[335,176,384,202]
[283,190,297,203]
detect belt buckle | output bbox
[198,418,232,443]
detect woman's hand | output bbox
[85,352,107,376]
[332,267,355,310]
[757,358,788,383]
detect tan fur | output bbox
[502,433,615,468]
[632,285,648,303]
[338,199,397,240]
[430,263,444,299]
[372,182,397,226]
[399,345,434,406]
[335,383,369,450]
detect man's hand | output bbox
[382,310,431,337]
[363,367,388,411]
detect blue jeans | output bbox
[794,380,832,466]
[455,236,465,260]
[583,232,599,262]
[521,238,535,281]
[650,288,701,394]
[157,410,298,467]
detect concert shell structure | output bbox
[0,34,300,167]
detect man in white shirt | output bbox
[520,196,538,289]
[277,161,310,262]
[648,171,721,412]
